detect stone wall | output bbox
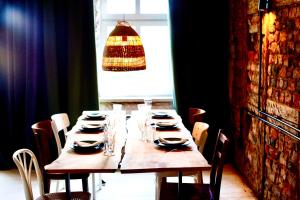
[229,0,300,199]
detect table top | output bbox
[45,109,210,174]
[45,110,126,174]
[120,110,211,173]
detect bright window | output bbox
[93,0,173,100]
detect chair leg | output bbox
[155,175,163,200]
[43,177,51,193]
[194,171,203,184]
[98,173,102,190]
[82,177,89,192]
[92,174,96,200]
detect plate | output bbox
[156,121,178,127]
[152,112,173,119]
[156,121,178,130]
[84,113,106,120]
[154,139,190,148]
[79,124,104,132]
[87,112,102,117]
[156,125,179,130]
[158,137,189,145]
[72,140,103,153]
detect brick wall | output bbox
[229,0,300,199]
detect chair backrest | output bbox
[31,120,59,170]
[188,107,206,127]
[191,122,209,153]
[12,148,45,200]
[51,113,70,155]
[209,129,229,200]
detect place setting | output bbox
[151,111,174,119]
[153,136,191,150]
[82,111,107,121]
[77,122,106,133]
[154,120,180,130]
[71,140,104,153]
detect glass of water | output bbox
[143,98,152,112]
[103,123,115,156]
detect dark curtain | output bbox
[169,0,231,160]
[0,0,98,169]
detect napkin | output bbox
[74,140,103,148]
[158,137,188,145]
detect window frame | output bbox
[94,0,173,102]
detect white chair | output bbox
[155,122,209,200]
[50,113,71,155]
[12,148,90,200]
[51,113,102,199]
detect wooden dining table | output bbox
[45,109,211,200]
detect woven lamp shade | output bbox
[102,21,146,71]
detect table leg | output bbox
[65,173,71,200]
[178,171,182,200]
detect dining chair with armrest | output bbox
[31,120,89,193]
[155,122,209,200]
[159,129,229,200]
[12,148,90,200]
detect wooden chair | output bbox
[188,107,206,131]
[51,113,103,199]
[31,120,89,193]
[193,122,209,153]
[12,148,90,200]
[159,129,229,200]
[155,122,209,200]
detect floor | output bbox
[0,163,257,200]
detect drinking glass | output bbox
[137,111,147,141]
[145,122,156,143]
[137,103,145,111]
[143,98,152,112]
[112,103,125,133]
[113,103,122,110]
[103,123,115,156]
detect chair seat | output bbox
[160,182,212,200]
[36,191,91,200]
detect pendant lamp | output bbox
[102,20,146,71]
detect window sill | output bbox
[99,97,173,103]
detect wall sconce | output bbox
[258,0,271,11]
[102,20,146,72]
[257,0,271,110]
